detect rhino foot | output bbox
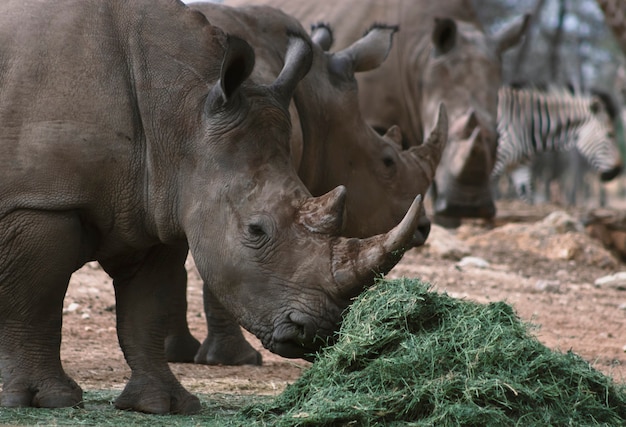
[164,332,201,363]
[195,333,262,366]
[114,378,201,415]
[1,374,83,408]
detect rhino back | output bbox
[239,0,478,49]
[0,0,224,232]
[0,1,136,212]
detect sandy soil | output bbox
[57,200,626,399]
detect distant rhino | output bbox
[227,0,529,226]
[0,0,423,415]
[164,1,447,367]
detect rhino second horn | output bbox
[298,185,346,235]
[448,108,478,140]
[383,125,403,147]
[331,194,424,297]
[449,128,492,185]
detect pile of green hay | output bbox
[244,278,626,426]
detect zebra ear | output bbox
[590,98,602,115]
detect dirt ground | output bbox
[58,200,626,400]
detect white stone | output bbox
[457,256,490,269]
[63,302,80,313]
[540,211,584,234]
[426,225,471,260]
[594,272,626,290]
[535,280,561,293]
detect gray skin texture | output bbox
[227,0,529,226]
[163,2,448,367]
[0,0,423,415]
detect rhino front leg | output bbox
[0,210,84,409]
[194,285,262,366]
[102,243,201,415]
[161,246,201,363]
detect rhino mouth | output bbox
[433,181,496,220]
[269,311,339,361]
[434,199,496,219]
[409,214,431,247]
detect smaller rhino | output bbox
[163,2,447,367]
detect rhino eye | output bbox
[248,223,266,237]
[383,155,396,168]
[244,216,273,249]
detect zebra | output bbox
[491,85,623,203]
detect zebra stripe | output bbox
[492,86,622,185]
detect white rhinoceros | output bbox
[163,0,447,368]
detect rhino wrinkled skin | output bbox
[0,0,424,415]
[228,0,529,225]
[163,2,448,367]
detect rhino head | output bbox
[416,14,530,224]
[298,24,447,246]
[182,34,424,359]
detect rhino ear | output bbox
[330,24,397,74]
[432,18,457,56]
[493,14,530,54]
[206,35,255,111]
[311,22,334,52]
[270,32,313,108]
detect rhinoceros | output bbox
[0,0,424,415]
[227,0,529,226]
[162,1,447,367]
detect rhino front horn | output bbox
[409,103,448,180]
[270,33,313,108]
[331,194,424,297]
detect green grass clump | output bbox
[0,391,270,426]
[244,278,626,426]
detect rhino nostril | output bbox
[418,222,431,239]
[415,214,431,238]
[287,312,309,342]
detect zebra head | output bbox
[576,93,623,181]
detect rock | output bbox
[540,211,584,234]
[594,272,626,290]
[63,302,80,314]
[457,256,490,269]
[464,217,618,268]
[425,225,471,260]
[535,279,561,293]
